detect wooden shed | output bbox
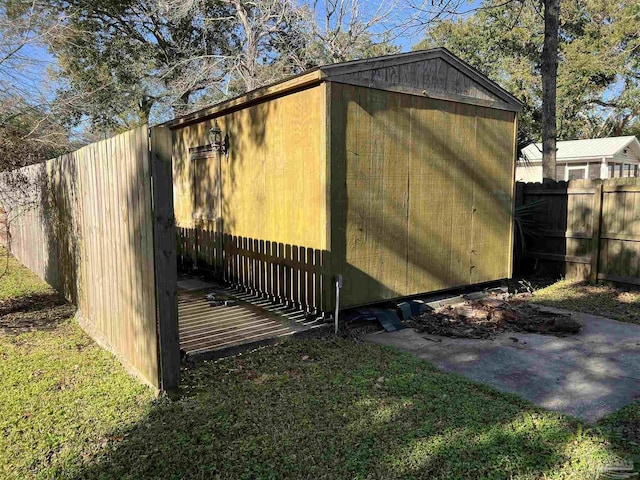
[167,48,522,313]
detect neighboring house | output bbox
[516,136,640,182]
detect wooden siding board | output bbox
[335,49,521,108]
[406,98,428,293]
[174,86,326,250]
[174,85,329,314]
[326,56,518,112]
[470,107,514,284]
[449,102,475,287]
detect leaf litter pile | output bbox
[406,292,582,339]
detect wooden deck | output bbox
[178,278,329,360]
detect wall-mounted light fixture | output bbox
[209,120,229,157]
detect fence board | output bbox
[3,126,177,390]
[516,178,640,285]
[150,126,180,390]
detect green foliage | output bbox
[46,0,234,132]
[0,322,154,479]
[40,0,401,134]
[5,335,633,479]
[418,0,640,142]
[0,251,153,479]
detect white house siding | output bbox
[517,160,625,182]
[519,136,640,182]
[515,164,543,182]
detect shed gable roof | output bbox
[165,48,521,128]
[522,136,640,162]
[319,48,522,112]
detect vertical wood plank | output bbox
[590,182,603,283]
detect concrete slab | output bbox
[365,308,640,423]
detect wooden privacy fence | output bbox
[516,178,640,285]
[177,227,327,313]
[3,126,179,390]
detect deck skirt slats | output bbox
[179,309,255,325]
[178,315,265,333]
[181,323,288,348]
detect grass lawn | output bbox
[530,279,640,324]
[1,253,639,479]
[0,252,154,479]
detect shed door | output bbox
[190,147,222,228]
[189,145,224,273]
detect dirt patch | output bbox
[406,293,581,339]
[0,292,76,334]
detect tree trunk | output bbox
[139,96,153,126]
[541,0,560,182]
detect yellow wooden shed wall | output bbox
[173,84,328,251]
[329,83,516,308]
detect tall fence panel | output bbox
[5,126,177,390]
[516,178,640,285]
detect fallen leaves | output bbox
[406,293,582,339]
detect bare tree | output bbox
[0,1,73,272]
[306,0,401,64]
[164,0,435,95]
[0,1,72,155]
[163,0,312,94]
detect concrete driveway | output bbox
[365,307,640,423]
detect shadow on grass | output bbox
[0,291,76,334]
[62,339,632,479]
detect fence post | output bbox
[149,126,180,391]
[512,182,525,276]
[589,181,604,284]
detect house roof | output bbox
[164,48,522,129]
[522,136,640,162]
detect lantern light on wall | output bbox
[209,120,229,157]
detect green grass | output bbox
[1,254,638,479]
[530,279,640,324]
[0,251,154,479]
[0,251,54,300]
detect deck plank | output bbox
[178,282,328,358]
